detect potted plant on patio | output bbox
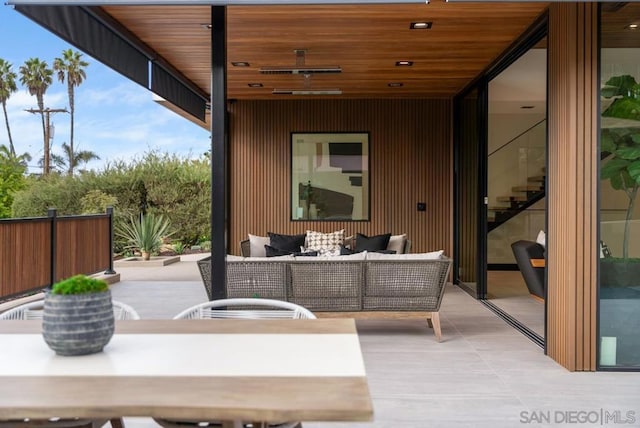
[600,74,640,287]
[42,274,115,356]
[116,213,173,260]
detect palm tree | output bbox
[19,58,53,175]
[54,49,88,176]
[0,144,31,167]
[0,59,18,156]
[56,142,99,175]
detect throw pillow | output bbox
[355,233,391,252]
[387,234,408,254]
[267,232,306,253]
[340,245,355,255]
[248,234,269,257]
[306,229,345,255]
[536,230,546,248]
[265,245,318,257]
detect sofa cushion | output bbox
[265,245,318,257]
[387,234,408,254]
[341,245,395,255]
[268,232,306,253]
[305,229,345,255]
[366,250,444,260]
[248,234,270,257]
[355,233,391,252]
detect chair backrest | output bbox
[113,300,141,320]
[0,300,44,320]
[173,298,316,320]
[240,239,251,257]
[0,299,140,320]
[511,240,545,299]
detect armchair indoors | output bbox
[511,240,545,300]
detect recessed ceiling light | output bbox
[232,62,250,67]
[388,82,404,87]
[410,22,432,30]
[520,105,535,109]
[627,23,639,30]
[396,61,413,66]
[248,83,263,88]
[200,24,211,30]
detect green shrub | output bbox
[51,274,108,295]
[11,150,211,247]
[199,240,211,252]
[80,189,118,214]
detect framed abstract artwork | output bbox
[291,132,370,221]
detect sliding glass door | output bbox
[454,87,486,298]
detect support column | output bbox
[547,3,598,371]
[210,5,228,300]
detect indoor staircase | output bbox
[488,168,545,231]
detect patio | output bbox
[109,254,640,428]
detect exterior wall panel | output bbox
[547,3,598,371]
[228,99,452,257]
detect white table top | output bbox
[0,319,373,422]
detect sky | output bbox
[0,5,211,173]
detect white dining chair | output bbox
[0,299,141,321]
[0,299,138,428]
[172,298,316,320]
[154,298,314,428]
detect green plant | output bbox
[80,189,117,214]
[172,241,186,255]
[116,212,173,259]
[199,240,211,252]
[51,274,108,295]
[601,74,640,259]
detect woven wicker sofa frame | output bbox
[197,256,452,341]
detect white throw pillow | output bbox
[536,230,546,248]
[226,254,245,261]
[387,234,408,254]
[248,234,269,257]
[305,229,345,255]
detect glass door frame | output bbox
[454,14,548,302]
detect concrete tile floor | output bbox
[109,255,640,428]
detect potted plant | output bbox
[116,213,173,260]
[42,275,114,356]
[600,74,640,286]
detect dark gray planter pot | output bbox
[42,290,115,356]
[601,260,640,288]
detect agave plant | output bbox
[116,213,173,260]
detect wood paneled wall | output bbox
[228,99,452,257]
[0,220,51,296]
[56,217,111,281]
[547,3,598,371]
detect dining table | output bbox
[0,318,373,426]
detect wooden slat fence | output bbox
[0,208,114,300]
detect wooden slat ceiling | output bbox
[103,3,548,100]
[601,2,640,48]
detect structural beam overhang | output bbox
[8,0,430,4]
[11,3,208,122]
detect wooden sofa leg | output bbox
[429,312,442,342]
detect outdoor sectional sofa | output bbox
[197,251,452,340]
